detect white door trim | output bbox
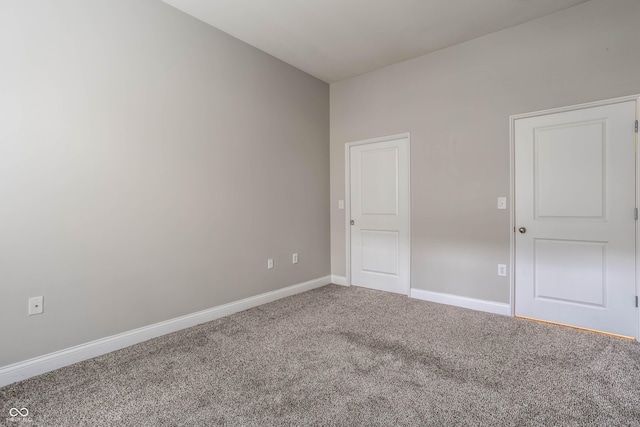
[509,95,640,336]
[345,133,411,295]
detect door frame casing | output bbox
[509,95,640,336]
[345,133,411,296]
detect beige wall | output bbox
[0,0,329,366]
[330,0,640,302]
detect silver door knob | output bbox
[518,227,526,234]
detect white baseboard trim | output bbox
[411,288,511,316]
[0,275,331,388]
[330,275,348,286]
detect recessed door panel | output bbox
[361,148,398,216]
[361,230,399,275]
[534,239,606,307]
[535,121,605,219]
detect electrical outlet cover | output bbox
[497,264,507,277]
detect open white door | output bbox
[348,135,410,295]
[514,100,638,338]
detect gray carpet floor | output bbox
[2,284,640,426]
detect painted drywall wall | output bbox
[0,0,329,367]
[330,0,640,303]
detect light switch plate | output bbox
[338,200,344,210]
[497,197,507,210]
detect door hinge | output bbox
[636,296,638,308]
[636,120,638,133]
[635,208,638,220]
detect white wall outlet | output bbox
[497,197,507,210]
[292,253,299,264]
[338,200,344,210]
[267,258,274,269]
[497,264,507,277]
[28,296,44,316]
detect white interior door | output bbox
[514,100,637,338]
[349,136,410,295]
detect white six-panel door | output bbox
[514,100,637,338]
[348,136,410,295]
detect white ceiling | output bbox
[161,0,590,83]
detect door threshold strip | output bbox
[515,315,636,341]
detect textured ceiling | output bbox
[161,0,590,83]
